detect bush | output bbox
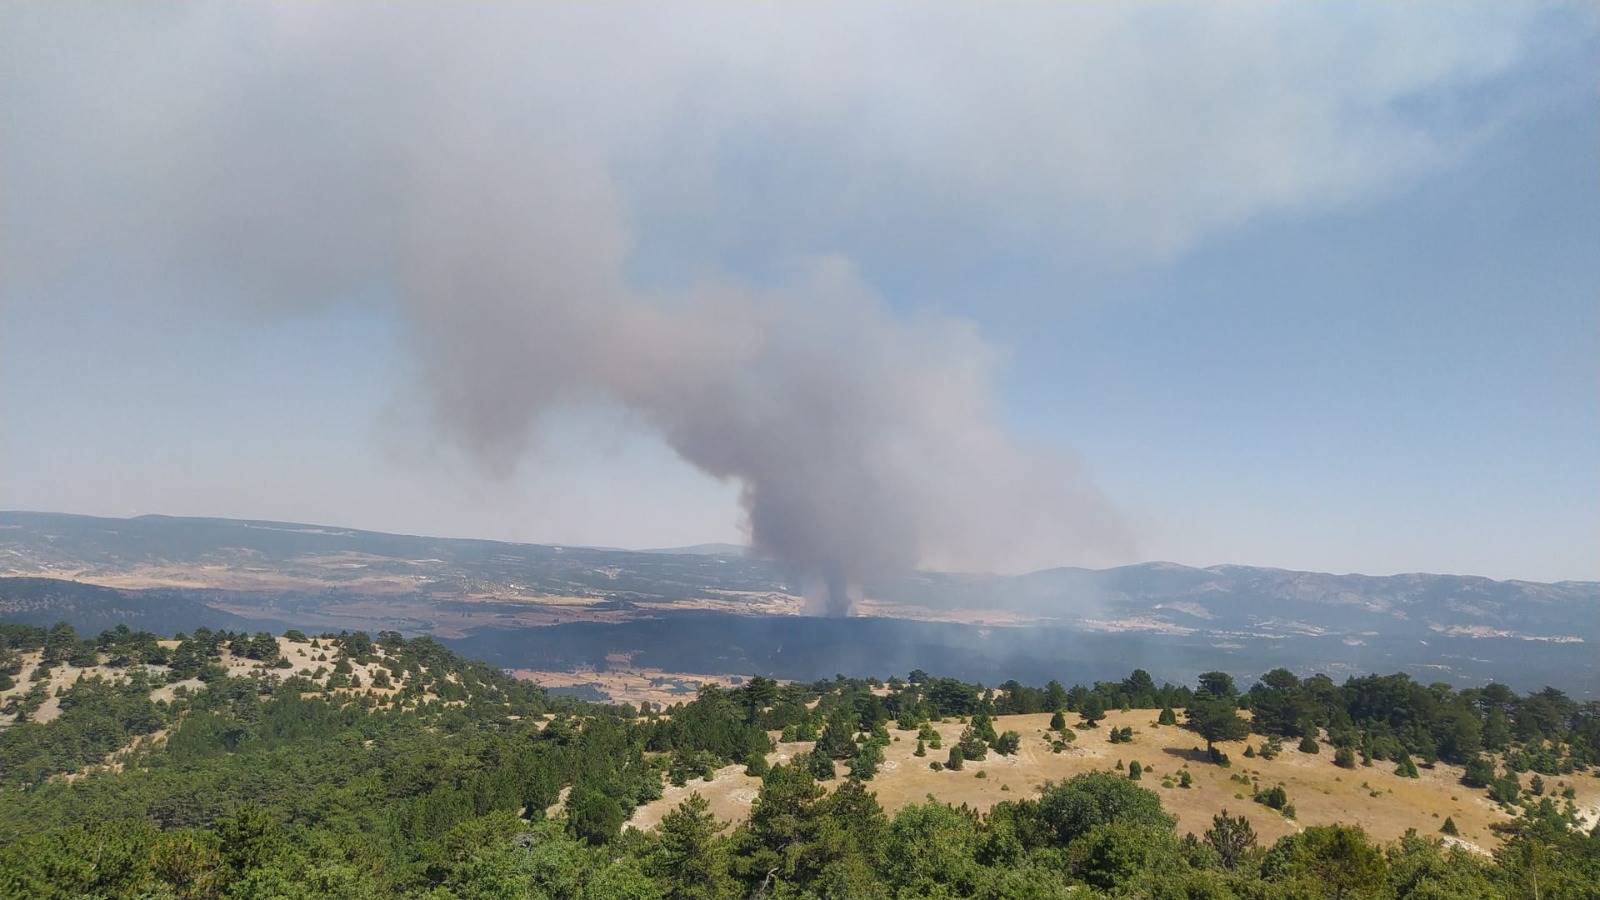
[1178,769,1193,789]
[913,739,926,758]
[1395,754,1419,779]
[993,730,1021,756]
[1253,783,1289,811]
[946,746,964,771]
[1488,774,1520,805]
[1128,761,1142,781]
[1298,735,1319,754]
[744,752,769,777]
[1157,707,1177,726]
[1334,746,1357,769]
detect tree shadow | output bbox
[1162,746,1213,763]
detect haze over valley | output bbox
[4,511,1594,694]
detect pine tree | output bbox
[1441,816,1459,836]
[805,750,836,781]
[650,793,736,899]
[815,711,856,760]
[993,730,1021,756]
[1128,761,1142,781]
[957,726,989,761]
[1204,810,1257,869]
[1395,754,1419,779]
[913,739,926,758]
[744,752,769,778]
[1079,694,1107,727]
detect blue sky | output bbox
[2,3,1596,581]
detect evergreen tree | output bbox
[744,752,769,778]
[1187,695,1248,756]
[1395,753,1419,778]
[849,740,884,780]
[815,711,857,760]
[992,731,1021,756]
[650,794,737,900]
[804,750,836,782]
[1204,810,1257,869]
[956,726,989,761]
[1079,693,1107,727]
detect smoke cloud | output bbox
[6,3,1565,607]
[402,123,1130,610]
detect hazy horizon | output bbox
[4,506,1594,587]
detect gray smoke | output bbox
[0,4,1145,611]
[402,134,1131,609]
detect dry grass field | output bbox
[626,708,1600,852]
[511,667,752,708]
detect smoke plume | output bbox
[0,4,1151,611]
[403,129,1131,611]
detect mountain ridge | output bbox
[7,509,1591,587]
[2,510,1595,691]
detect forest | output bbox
[0,621,1597,898]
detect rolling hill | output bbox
[2,511,1595,693]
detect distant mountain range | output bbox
[2,511,1595,692]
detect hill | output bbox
[2,623,1599,897]
[2,511,1596,693]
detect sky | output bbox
[2,2,1597,582]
